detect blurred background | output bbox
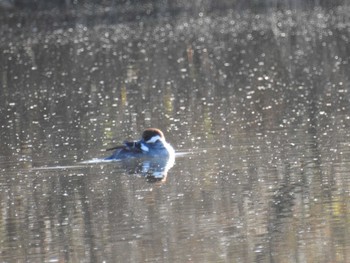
[1,1,350,262]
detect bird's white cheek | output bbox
[146,135,161,143]
[141,143,149,152]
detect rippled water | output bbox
[1,5,350,262]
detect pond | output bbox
[1,4,350,262]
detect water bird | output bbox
[105,128,175,160]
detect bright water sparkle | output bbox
[1,4,350,263]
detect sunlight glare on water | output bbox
[1,2,350,262]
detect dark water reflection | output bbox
[1,5,350,262]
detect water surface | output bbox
[1,5,350,263]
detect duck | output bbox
[105,128,175,160]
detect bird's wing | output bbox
[106,140,143,152]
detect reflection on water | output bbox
[1,3,350,263]
[83,155,175,182]
[117,157,175,182]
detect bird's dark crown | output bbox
[142,128,165,142]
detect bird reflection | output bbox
[117,155,175,183]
